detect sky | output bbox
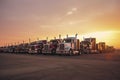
[0,0,120,48]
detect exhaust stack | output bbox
[66,34,68,38]
[37,38,39,41]
[59,34,61,39]
[75,33,78,38]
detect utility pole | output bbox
[23,41,25,44]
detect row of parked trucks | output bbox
[0,34,115,55]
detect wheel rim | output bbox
[69,50,73,55]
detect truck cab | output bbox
[43,39,62,54]
[57,37,80,55]
[96,42,106,53]
[81,38,97,53]
[80,41,91,54]
[28,40,47,54]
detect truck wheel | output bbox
[69,49,73,56]
[78,50,81,55]
[39,50,42,54]
[37,49,42,54]
[51,49,56,55]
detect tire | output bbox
[78,50,81,55]
[51,49,56,55]
[38,49,42,54]
[69,49,73,56]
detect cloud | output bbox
[72,8,77,11]
[66,7,77,15]
[67,11,73,15]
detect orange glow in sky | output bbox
[78,31,120,48]
[0,0,120,48]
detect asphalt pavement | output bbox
[0,51,120,80]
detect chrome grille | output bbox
[59,44,64,50]
[44,45,49,50]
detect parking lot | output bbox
[0,51,120,80]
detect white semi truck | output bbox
[56,34,80,55]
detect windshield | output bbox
[64,39,72,43]
[41,40,47,44]
[50,40,58,44]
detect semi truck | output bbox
[80,40,91,54]
[43,39,62,54]
[56,34,80,55]
[80,38,97,54]
[1,34,114,55]
[96,42,106,53]
[28,40,47,54]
